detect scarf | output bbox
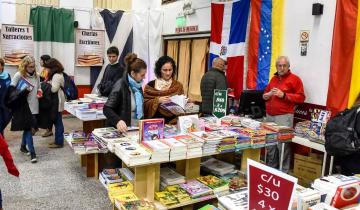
[128,74,144,119]
[0,71,9,80]
[155,78,172,90]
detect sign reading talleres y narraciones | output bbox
[75,29,105,66]
[1,24,34,65]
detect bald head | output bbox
[212,57,226,71]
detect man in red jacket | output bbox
[263,56,305,173]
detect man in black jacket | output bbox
[97,46,125,97]
[200,57,227,115]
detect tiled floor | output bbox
[0,116,112,210]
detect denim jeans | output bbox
[22,130,35,153]
[54,112,64,146]
[0,189,2,209]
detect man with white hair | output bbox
[200,57,227,115]
[263,56,305,173]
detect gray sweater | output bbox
[50,73,65,112]
[11,72,40,114]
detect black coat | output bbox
[5,86,33,131]
[200,68,227,114]
[38,82,59,129]
[103,75,143,127]
[97,63,125,97]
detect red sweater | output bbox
[264,71,305,116]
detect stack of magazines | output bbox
[114,142,151,166]
[191,131,222,155]
[201,158,236,177]
[160,167,186,188]
[142,140,170,163]
[179,179,213,199]
[160,138,187,161]
[172,135,203,158]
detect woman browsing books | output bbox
[9,56,41,163]
[103,53,147,133]
[143,56,185,124]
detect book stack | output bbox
[139,119,165,141]
[117,168,134,182]
[114,142,151,166]
[99,168,123,189]
[64,101,89,115]
[64,131,88,153]
[160,167,186,188]
[312,175,360,209]
[142,140,170,162]
[75,108,98,120]
[296,188,321,210]
[228,128,251,150]
[92,127,127,153]
[155,191,179,206]
[179,179,213,199]
[240,118,261,129]
[197,175,229,194]
[262,122,295,141]
[220,115,242,127]
[264,129,278,145]
[160,138,187,161]
[112,193,138,205]
[117,200,155,210]
[191,131,222,155]
[201,158,236,176]
[107,181,134,203]
[218,188,248,210]
[240,128,266,147]
[172,135,203,158]
[214,130,239,153]
[164,185,191,203]
[201,116,222,131]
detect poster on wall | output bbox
[1,24,34,65]
[75,29,105,66]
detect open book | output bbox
[160,95,188,115]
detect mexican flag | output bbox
[29,6,75,76]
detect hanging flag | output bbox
[246,0,285,90]
[29,7,75,75]
[326,0,360,114]
[209,0,250,99]
[90,9,133,91]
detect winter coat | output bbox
[38,82,59,129]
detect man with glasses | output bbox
[263,56,305,173]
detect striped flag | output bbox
[327,0,360,114]
[209,0,250,99]
[246,0,285,90]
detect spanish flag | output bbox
[327,0,360,113]
[247,0,285,90]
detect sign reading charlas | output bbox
[248,160,297,210]
[75,29,105,66]
[1,24,34,65]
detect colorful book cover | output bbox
[140,119,165,141]
[177,114,200,133]
[113,193,138,202]
[160,101,185,115]
[16,76,34,91]
[179,179,212,198]
[155,191,179,205]
[197,175,228,189]
[119,200,155,210]
[165,185,191,202]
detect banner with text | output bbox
[75,29,105,66]
[1,24,34,66]
[248,159,297,210]
[212,89,228,118]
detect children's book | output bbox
[139,118,165,142]
[177,115,200,133]
[179,179,213,198]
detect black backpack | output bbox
[325,106,360,156]
[62,72,78,101]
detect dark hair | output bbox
[154,55,176,79]
[107,46,119,56]
[124,53,147,74]
[43,58,64,80]
[40,54,51,62]
[0,58,4,67]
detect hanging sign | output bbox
[75,29,105,66]
[175,25,199,33]
[212,89,228,118]
[248,159,297,210]
[1,24,34,66]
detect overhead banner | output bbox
[75,29,105,66]
[1,24,34,65]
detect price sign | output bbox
[212,89,227,118]
[247,160,297,210]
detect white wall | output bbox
[283,0,336,106]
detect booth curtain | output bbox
[94,0,131,11]
[176,40,191,97]
[16,0,59,24]
[188,39,209,102]
[166,40,179,77]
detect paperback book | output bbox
[139,118,165,141]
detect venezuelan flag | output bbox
[246,0,285,90]
[327,0,360,114]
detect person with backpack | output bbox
[43,58,66,148]
[97,46,125,97]
[263,56,305,173]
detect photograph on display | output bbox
[75,29,105,66]
[1,24,34,65]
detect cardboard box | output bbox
[294,153,322,181]
[290,172,313,187]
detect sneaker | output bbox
[48,144,63,149]
[42,130,53,137]
[20,145,30,155]
[30,153,37,163]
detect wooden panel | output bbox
[82,119,105,135]
[134,166,148,199]
[86,154,96,177]
[241,148,261,173]
[80,155,86,167]
[176,158,201,179]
